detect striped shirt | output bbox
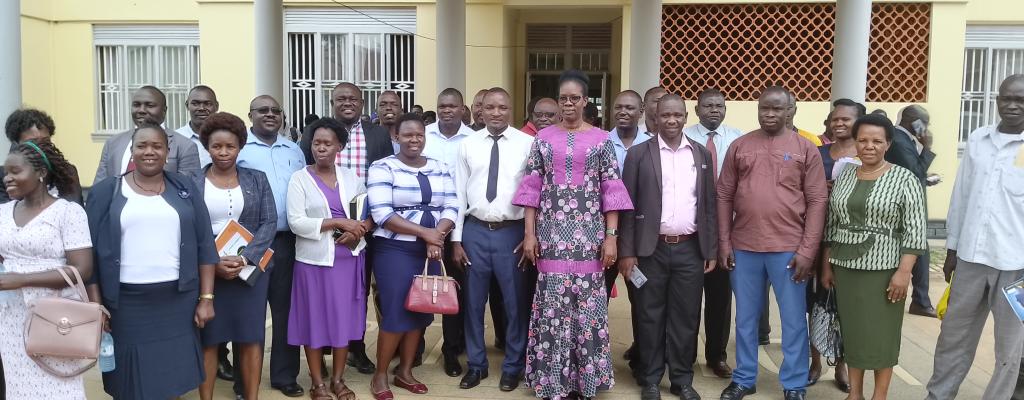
[825,165,927,270]
[367,156,459,241]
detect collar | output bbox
[657,135,692,151]
[608,127,645,147]
[177,124,199,139]
[427,122,474,139]
[247,129,290,147]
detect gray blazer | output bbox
[94,129,201,183]
[190,165,278,268]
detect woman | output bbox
[0,140,92,399]
[366,113,458,400]
[1,108,83,203]
[287,117,369,400]
[192,113,276,400]
[513,69,633,400]
[85,124,219,400]
[821,114,927,400]
[808,100,862,391]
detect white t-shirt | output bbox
[119,182,181,284]
[204,179,244,235]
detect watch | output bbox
[605,228,618,237]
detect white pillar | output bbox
[436,0,466,94]
[254,0,284,102]
[629,0,662,92]
[831,0,872,102]
[0,0,21,158]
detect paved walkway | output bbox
[84,246,999,399]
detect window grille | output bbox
[960,26,1024,143]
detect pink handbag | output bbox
[24,266,109,377]
[405,259,460,315]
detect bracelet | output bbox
[198,293,215,301]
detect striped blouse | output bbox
[367,156,459,242]
[825,165,927,270]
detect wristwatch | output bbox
[605,228,618,237]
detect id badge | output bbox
[630,265,648,288]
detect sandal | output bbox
[309,383,333,400]
[331,379,356,400]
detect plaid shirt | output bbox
[337,121,367,182]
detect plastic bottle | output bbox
[99,332,115,372]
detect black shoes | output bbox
[347,349,376,374]
[495,338,506,351]
[272,383,305,398]
[641,383,662,400]
[459,369,488,389]
[909,303,938,318]
[624,342,637,360]
[758,336,770,346]
[499,372,522,391]
[678,385,701,400]
[443,353,463,377]
[216,356,235,381]
[719,383,756,400]
[783,390,806,400]
[709,360,733,378]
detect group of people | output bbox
[0,69,1021,400]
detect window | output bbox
[960,26,1024,143]
[286,8,416,131]
[93,25,200,138]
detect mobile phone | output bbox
[332,228,343,239]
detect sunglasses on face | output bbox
[250,107,283,115]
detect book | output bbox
[347,193,369,256]
[215,219,274,287]
[1002,275,1024,322]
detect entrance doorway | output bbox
[525,24,612,128]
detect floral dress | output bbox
[0,199,92,400]
[513,125,633,399]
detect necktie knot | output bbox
[708,130,717,137]
[489,134,503,142]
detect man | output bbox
[927,74,1024,400]
[94,86,201,182]
[175,85,217,168]
[639,86,668,135]
[411,104,424,116]
[618,94,718,400]
[885,104,938,317]
[521,97,559,136]
[376,90,404,154]
[683,87,744,380]
[469,89,488,131]
[450,88,533,392]
[785,92,824,146]
[584,102,601,128]
[316,82,393,374]
[717,86,827,400]
[236,95,306,398]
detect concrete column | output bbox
[629,0,662,92]
[436,0,466,94]
[254,0,284,102]
[831,0,872,102]
[0,0,21,158]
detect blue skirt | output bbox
[200,267,271,345]
[372,238,441,333]
[102,281,204,400]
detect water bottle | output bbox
[99,332,115,372]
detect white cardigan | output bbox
[287,166,365,266]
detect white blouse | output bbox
[119,182,181,284]
[204,179,244,235]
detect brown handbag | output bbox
[24,266,109,377]
[404,259,460,315]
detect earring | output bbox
[38,177,44,183]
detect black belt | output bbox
[467,215,524,231]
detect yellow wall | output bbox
[966,0,1024,24]
[197,2,255,121]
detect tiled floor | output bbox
[84,247,998,399]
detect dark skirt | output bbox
[200,268,271,346]
[833,265,905,370]
[103,281,204,400]
[372,238,441,333]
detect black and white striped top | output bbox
[825,165,928,270]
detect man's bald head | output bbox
[531,97,560,131]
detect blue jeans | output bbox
[730,250,809,391]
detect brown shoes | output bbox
[708,360,734,378]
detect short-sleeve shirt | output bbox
[237,132,306,231]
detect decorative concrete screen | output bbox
[660,3,931,102]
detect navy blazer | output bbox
[190,165,277,269]
[85,171,219,309]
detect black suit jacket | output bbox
[300,120,394,173]
[885,127,935,186]
[618,136,718,260]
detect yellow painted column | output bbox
[197,1,256,120]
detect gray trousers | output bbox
[926,259,1024,400]
[1014,359,1024,400]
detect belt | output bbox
[840,224,899,238]
[467,215,524,231]
[658,233,695,244]
[393,205,444,212]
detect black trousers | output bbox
[703,267,732,364]
[267,232,300,387]
[634,239,705,387]
[350,236,382,357]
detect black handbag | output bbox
[809,285,844,365]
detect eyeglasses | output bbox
[532,111,557,119]
[558,95,584,104]
[250,107,283,115]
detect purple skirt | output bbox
[287,247,367,348]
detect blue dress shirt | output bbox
[237,131,305,231]
[608,127,652,173]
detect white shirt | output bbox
[204,179,244,235]
[683,122,744,177]
[946,125,1024,271]
[119,183,182,283]
[452,126,534,241]
[422,122,475,173]
[177,124,213,168]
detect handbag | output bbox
[809,286,844,365]
[404,259,460,315]
[24,266,110,377]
